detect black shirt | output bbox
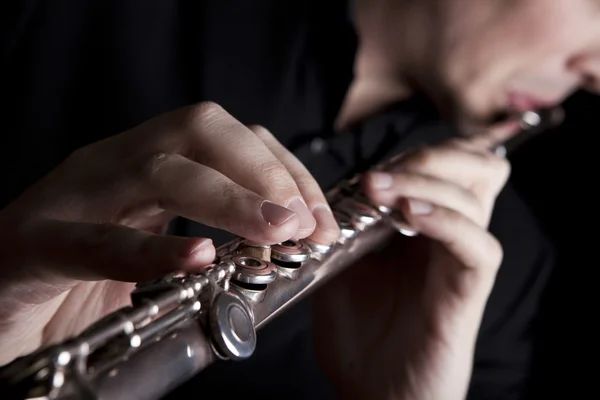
[1,1,555,399]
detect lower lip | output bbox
[507,92,555,112]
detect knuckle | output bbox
[486,153,510,173]
[384,172,424,194]
[185,101,225,130]
[253,159,295,193]
[191,101,223,119]
[495,157,512,180]
[217,182,243,206]
[293,174,320,194]
[66,143,96,166]
[257,158,286,177]
[481,234,504,270]
[473,202,488,225]
[403,148,430,169]
[210,190,244,231]
[445,137,468,149]
[402,146,441,171]
[142,152,173,179]
[481,156,511,192]
[402,172,428,190]
[248,124,272,138]
[446,207,465,227]
[84,223,118,250]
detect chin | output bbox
[447,105,501,137]
[454,117,487,137]
[426,84,508,135]
[438,87,499,133]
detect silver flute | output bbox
[0,107,564,400]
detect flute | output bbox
[0,107,564,400]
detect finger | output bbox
[144,154,300,244]
[399,198,503,274]
[121,210,174,234]
[363,171,484,226]
[465,118,522,152]
[177,103,316,236]
[442,137,504,157]
[21,219,216,283]
[249,125,340,245]
[390,145,511,202]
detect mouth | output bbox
[485,93,565,139]
[507,92,562,113]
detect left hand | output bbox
[312,127,517,400]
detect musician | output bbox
[0,0,597,398]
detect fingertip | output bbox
[266,215,301,244]
[252,200,301,244]
[306,204,340,245]
[248,212,301,246]
[398,198,433,233]
[180,238,216,270]
[406,199,434,216]
[362,172,393,195]
[470,119,521,150]
[361,173,398,209]
[285,197,317,239]
[291,229,314,241]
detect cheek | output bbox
[440,0,595,109]
[496,0,596,72]
[497,4,598,94]
[514,5,593,60]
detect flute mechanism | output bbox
[0,106,564,400]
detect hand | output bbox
[312,126,517,400]
[0,102,340,365]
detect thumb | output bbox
[18,219,215,283]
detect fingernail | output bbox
[369,172,393,190]
[186,239,213,259]
[286,197,316,233]
[312,204,340,235]
[261,201,296,226]
[408,199,433,215]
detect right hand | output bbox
[0,102,340,365]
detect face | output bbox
[357,0,600,132]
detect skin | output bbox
[339,0,600,133]
[1,0,600,398]
[317,0,600,397]
[0,104,341,360]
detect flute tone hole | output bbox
[232,281,268,291]
[239,258,262,267]
[271,260,302,270]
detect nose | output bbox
[568,52,600,92]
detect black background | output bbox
[510,90,595,398]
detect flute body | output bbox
[1,175,399,400]
[0,107,564,400]
[89,221,396,400]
